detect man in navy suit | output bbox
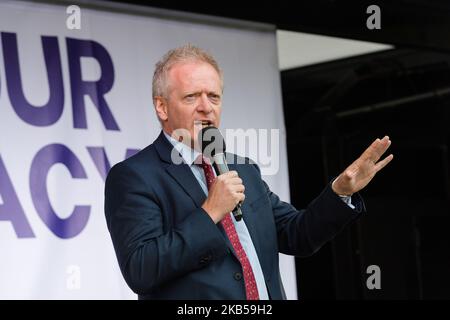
[104,44,393,300]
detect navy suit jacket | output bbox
[104,131,365,299]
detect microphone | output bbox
[199,126,243,221]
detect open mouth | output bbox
[195,120,214,127]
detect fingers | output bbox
[230,183,245,203]
[371,136,389,160]
[378,136,392,156]
[232,183,245,193]
[227,170,238,178]
[362,136,392,163]
[217,171,245,194]
[229,173,245,201]
[374,154,394,172]
[218,172,242,184]
[230,177,243,185]
[373,136,392,163]
[237,192,245,203]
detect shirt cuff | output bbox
[332,178,355,210]
[339,195,355,210]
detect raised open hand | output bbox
[332,136,394,196]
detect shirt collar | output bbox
[163,131,202,166]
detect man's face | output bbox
[155,61,222,150]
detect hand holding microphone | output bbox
[201,171,245,223]
[199,126,244,222]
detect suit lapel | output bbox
[154,131,237,257]
[154,131,205,208]
[166,164,206,208]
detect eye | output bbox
[184,94,196,102]
[208,94,221,103]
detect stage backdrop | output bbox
[0,0,295,299]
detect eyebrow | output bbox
[183,91,221,96]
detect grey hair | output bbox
[152,44,223,102]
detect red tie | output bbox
[197,156,259,300]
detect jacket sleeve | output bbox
[252,164,365,257]
[104,162,228,295]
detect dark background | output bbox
[108,0,450,299]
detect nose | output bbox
[197,93,213,114]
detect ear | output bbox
[154,96,168,122]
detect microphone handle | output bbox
[232,203,243,221]
[212,154,243,221]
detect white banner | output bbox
[0,0,295,299]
